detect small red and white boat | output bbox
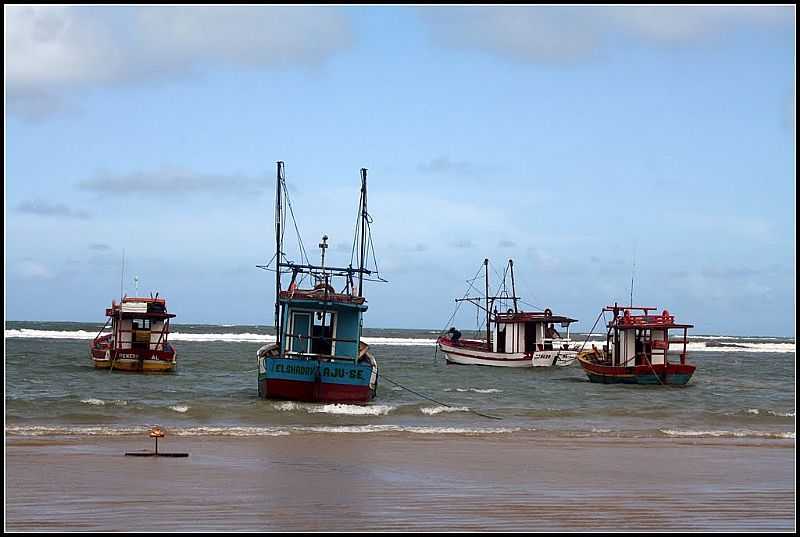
[577,304,695,385]
[437,259,579,368]
[90,295,177,373]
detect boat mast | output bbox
[509,259,518,313]
[275,161,284,339]
[484,258,490,348]
[358,168,368,297]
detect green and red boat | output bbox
[577,304,695,385]
[255,161,383,403]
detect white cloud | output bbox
[6,6,353,119]
[420,6,794,63]
[77,167,267,198]
[16,260,55,280]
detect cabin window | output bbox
[133,319,151,330]
[290,312,311,353]
[311,311,336,356]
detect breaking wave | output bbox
[5,328,793,352]
[659,429,795,439]
[5,424,521,437]
[272,402,396,416]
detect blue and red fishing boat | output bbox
[577,304,695,385]
[256,162,383,403]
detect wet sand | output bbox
[5,433,795,531]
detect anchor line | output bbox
[378,373,502,421]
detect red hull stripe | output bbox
[261,378,372,404]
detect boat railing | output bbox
[283,332,362,362]
[282,350,362,362]
[284,333,359,345]
[539,337,575,350]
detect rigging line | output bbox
[366,219,381,278]
[349,187,364,267]
[433,263,486,362]
[379,373,503,420]
[518,298,547,312]
[577,310,605,354]
[282,178,310,267]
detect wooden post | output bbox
[358,168,368,297]
[484,259,490,350]
[509,259,518,313]
[275,161,284,350]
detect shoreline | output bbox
[6,433,795,531]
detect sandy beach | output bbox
[5,433,794,531]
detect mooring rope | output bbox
[379,373,503,420]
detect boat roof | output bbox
[610,315,693,330]
[279,288,366,307]
[107,296,175,319]
[494,311,577,324]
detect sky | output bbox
[5,5,796,336]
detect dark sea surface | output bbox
[5,321,795,440]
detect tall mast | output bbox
[484,258,490,348]
[358,168,368,297]
[274,161,284,336]
[509,259,518,313]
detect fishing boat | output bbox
[90,295,177,372]
[256,162,383,403]
[576,304,695,385]
[437,259,579,367]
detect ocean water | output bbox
[5,321,796,440]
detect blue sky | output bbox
[5,6,796,335]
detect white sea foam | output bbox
[5,424,521,437]
[272,401,395,416]
[5,328,795,352]
[445,387,503,394]
[292,425,521,435]
[80,398,127,406]
[743,409,795,418]
[5,425,146,436]
[421,406,471,415]
[169,405,189,413]
[660,429,795,439]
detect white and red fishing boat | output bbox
[577,304,695,385]
[437,259,579,367]
[90,295,177,373]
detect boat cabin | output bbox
[278,284,367,362]
[491,311,577,354]
[105,296,175,353]
[601,306,693,367]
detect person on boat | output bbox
[546,324,561,339]
[447,327,462,344]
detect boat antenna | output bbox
[629,243,637,307]
[119,249,125,301]
[358,168,368,297]
[274,161,284,336]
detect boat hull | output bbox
[257,348,378,404]
[438,338,576,368]
[89,347,176,373]
[577,353,695,385]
